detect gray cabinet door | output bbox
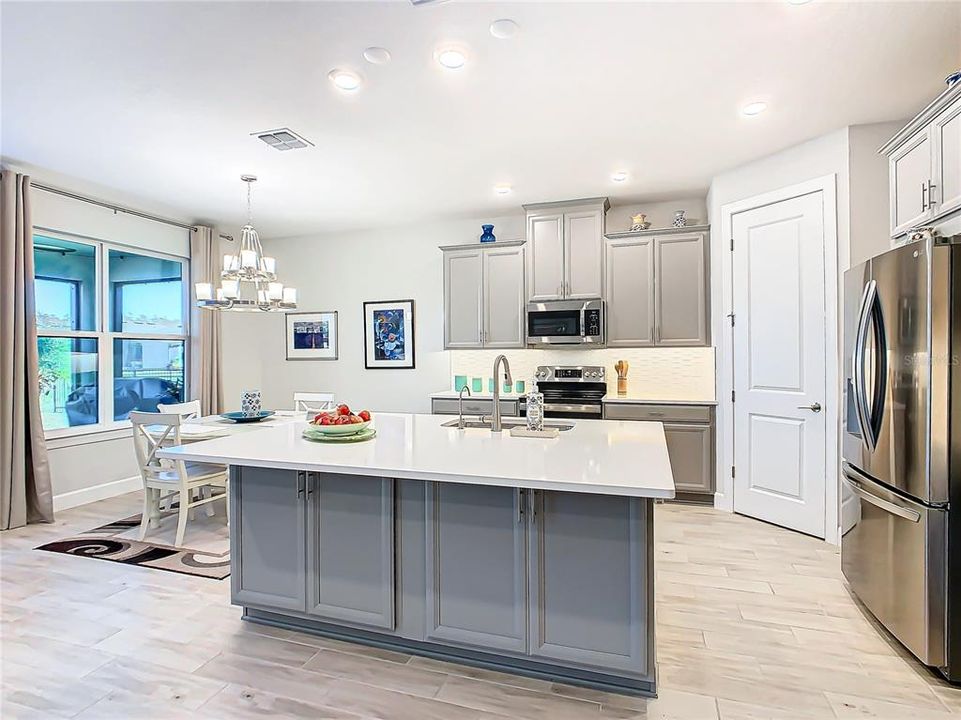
[890,131,934,236]
[306,473,395,630]
[425,483,528,652]
[444,248,484,349]
[663,422,714,495]
[933,96,961,219]
[565,208,605,299]
[654,233,708,346]
[528,491,650,675]
[484,245,526,348]
[527,213,565,301]
[604,235,654,347]
[231,467,307,612]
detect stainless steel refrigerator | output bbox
[841,233,961,680]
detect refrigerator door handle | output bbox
[865,284,888,449]
[852,280,877,451]
[842,462,921,523]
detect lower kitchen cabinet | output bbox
[307,473,395,629]
[425,484,528,652]
[603,402,716,502]
[663,423,714,496]
[528,491,650,675]
[230,467,307,612]
[230,467,396,628]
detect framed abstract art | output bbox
[363,299,414,369]
[285,311,338,360]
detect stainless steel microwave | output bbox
[526,299,605,347]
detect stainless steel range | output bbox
[525,365,607,419]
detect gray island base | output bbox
[158,413,674,696]
[230,467,657,696]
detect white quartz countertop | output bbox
[430,390,716,406]
[157,413,675,499]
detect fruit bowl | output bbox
[304,420,371,436]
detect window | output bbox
[33,232,189,434]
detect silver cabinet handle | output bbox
[797,402,822,412]
[922,181,929,211]
[517,489,525,523]
[928,180,937,209]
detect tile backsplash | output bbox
[448,347,715,401]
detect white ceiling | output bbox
[2,1,959,237]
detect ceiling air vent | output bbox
[252,128,314,151]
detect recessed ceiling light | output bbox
[611,171,629,183]
[328,69,362,91]
[489,19,519,39]
[787,0,813,4]
[436,47,467,70]
[741,101,768,116]
[363,47,391,65]
[494,184,512,195]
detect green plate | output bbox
[303,419,371,436]
[303,426,376,443]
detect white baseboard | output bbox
[53,475,141,512]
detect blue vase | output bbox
[479,224,496,243]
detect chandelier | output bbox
[195,175,297,312]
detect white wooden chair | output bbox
[155,400,205,511]
[293,392,336,413]
[129,411,229,547]
[157,399,201,419]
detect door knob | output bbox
[797,402,822,413]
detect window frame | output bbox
[34,229,190,439]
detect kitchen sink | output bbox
[441,418,575,431]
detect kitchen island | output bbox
[158,413,674,696]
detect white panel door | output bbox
[604,236,654,347]
[443,248,483,349]
[484,245,526,348]
[732,192,826,538]
[527,214,565,301]
[565,209,604,299]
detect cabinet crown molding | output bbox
[523,197,611,213]
[605,224,710,240]
[879,82,961,156]
[439,239,526,252]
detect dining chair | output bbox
[157,399,202,419]
[155,399,206,511]
[293,391,336,413]
[129,411,229,547]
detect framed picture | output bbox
[363,299,415,369]
[286,311,338,361]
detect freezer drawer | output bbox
[841,462,947,667]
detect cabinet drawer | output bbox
[603,403,712,423]
[432,398,518,417]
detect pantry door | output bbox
[730,189,829,538]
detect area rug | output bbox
[36,507,230,580]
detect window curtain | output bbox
[0,170,54,529]
[189,226,223,415]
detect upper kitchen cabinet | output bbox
[604,226,710,348]
[882,82,961,238]
[525,198,610,301]
[654,231,709,345]
[441,241,525,350]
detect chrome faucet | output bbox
[457,385,472,430]
[490,354,513,432]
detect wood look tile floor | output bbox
[3,496,960,719]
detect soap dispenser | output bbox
[526,378,544,432]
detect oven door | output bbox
[542,402,602,420]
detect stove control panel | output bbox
[534,365,606,382]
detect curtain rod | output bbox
[30,181,234,242]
